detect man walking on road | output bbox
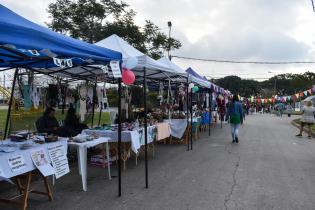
[228,95,243,143]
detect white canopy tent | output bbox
[95,34,182,81]
[157,56,212,88]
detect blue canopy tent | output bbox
[0,4,127,200]
[0,4,122,80]
[186,67,211,88]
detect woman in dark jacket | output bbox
[36,107,59,134]
[64,107,88,135]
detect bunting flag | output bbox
[308,89,312,95]
[264,99,268,103]
[295,93,299,99]
[299,92,304,97]
[287,96,291,101]
[304,91,308,96]
[283,96,287,102]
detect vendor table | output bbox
[83,126,156,153]
[0,138,68,210]
[156,122,171,141]
[0,139,68,179]
[68,137,111,191]
[83,126,156,169]
[164,119,188,139]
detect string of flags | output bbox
[240,86,315,104]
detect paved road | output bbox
[1,114,315,210]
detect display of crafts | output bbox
[0,144,18,153]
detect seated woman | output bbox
[64,107,88,135]
[36,107,76,137]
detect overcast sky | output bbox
[2,0,315,80]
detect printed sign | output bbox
[110,60,121,78]
[48,144,70,179]
[8,155,27,172]
[31,149,54,177]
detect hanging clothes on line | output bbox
[47,84,58,107]
[86,85,94,113]
[31,85,41,109]
[96,85,109,110]
[79,85,87,122]
[23,84,32,111]
[158,81,164,105]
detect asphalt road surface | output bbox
[1,114,315,210]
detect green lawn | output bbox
[0,109,111,133]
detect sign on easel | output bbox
[8,155,26,172]
[31,149,55,177]
[47,144,70,179]
[110,60,121,78]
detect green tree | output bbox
[47,0,181,59]
[215,71,315,98]
[214,76,261,97]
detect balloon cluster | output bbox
[122,57,137,85]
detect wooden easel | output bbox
[0,171,53,210]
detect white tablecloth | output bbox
[0,139,68,179]
[164,119,188,139]
[83,126,155,153]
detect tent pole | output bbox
[186,79,189,151]
[4,68,18,139]
[190,89,193,150]
[209,88,212,136]
[118,78,122,197]
[143,67,149,188]
[61,82,67,115]
[91,80,97,127]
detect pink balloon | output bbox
[122,68,135,85]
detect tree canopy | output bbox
[47,0,181,59]
[213,71,315,97]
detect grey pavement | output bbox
[1,114,315,210]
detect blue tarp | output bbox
[0,4,122,70]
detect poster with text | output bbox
[48,144,70,179]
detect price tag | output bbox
[110,60,121,78]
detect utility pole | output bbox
[167,21,172,60]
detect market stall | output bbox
[0,4,122,209]
[96,34,187,192]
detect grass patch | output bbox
[0,108,111,134]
